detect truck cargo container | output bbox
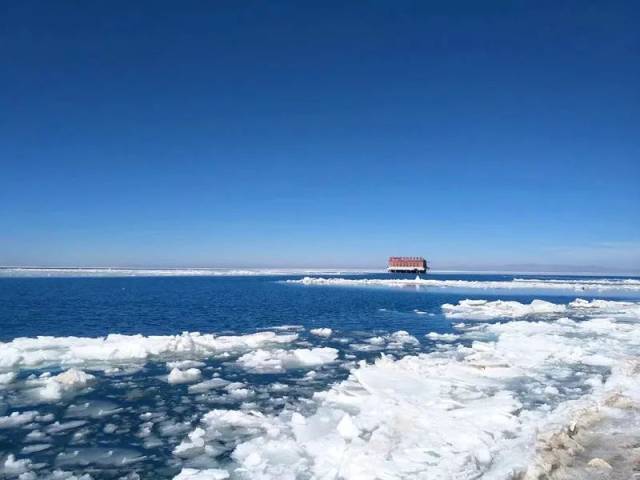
[387,256,428,273]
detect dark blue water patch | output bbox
[2,273,637,341]
[0,274,447,340]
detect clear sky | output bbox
[1,1,639,272]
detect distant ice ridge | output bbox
[0,331,297,372]
[290,276,640,292]
[0,267,380,278]
[513,277,640,286]
[172,298,640,479]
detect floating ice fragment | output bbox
[24,430,49,442]
[158,420,192,437]
[544,386,559,395]
[168,368,202,385]
[21,443,51,454]
[425,332,460,342]
[55,447,145,467]
[187,378,229,394]
[0,410,38,429]
[46,420,87,434]
[17,472,38,480]
[36,413,55,423]
[166,360,206,370]
[1,454,32,476]
[270,382,289,392]
[65,400,121,418]
[310,328,332,337]
[0,331,298,371]
[358,331,420,351]
[0,372,17,385]
[226,387,253,400]
[30,368,95,402]
[442,299,566,320]
[103,423,118,434]
[336,414,359,440]
[173,427,207,458]
[237,348,338,373]
[387,330,420,348]
[173,468,229,480]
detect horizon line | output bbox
[1,265,639,277]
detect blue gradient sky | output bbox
[2,1,639,272]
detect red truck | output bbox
[387,256,428,273]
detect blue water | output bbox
[0,273,629,341]
[0,273,638,479]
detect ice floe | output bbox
[29,368,96,402]
[289,275,640,293]
[351,331,421,352]
[188,378,230,394]
[65,400,121,419]
[167,360,207,370]
[0,410,38,429]
[1,454,33,476]
[168,368,203,385]
[0,372,17,385]
[442,297,640,321]
[172,298,640,479]
[385,330,420,349]
[55,447,145,467]
[441,298,566,320]
[425,332,460,342]
[236,348,339,373]
[174,468,230,480]
[0,331,297,371]
[309,328,332,338]
[46,420,88,435]
[21,443,52,454]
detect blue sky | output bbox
[2,1,639,272]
